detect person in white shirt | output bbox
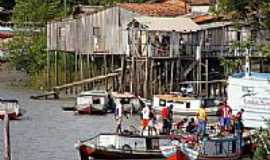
[115,101,123,134]
[141,105,150,135]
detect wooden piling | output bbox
[170,60,175,92]
[143,57,149,98]
[54,51,59,86]
[205,59,209,97]
[3,112,11,160]
[80,53,83,81]
[47,50,51,90]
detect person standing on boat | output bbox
[219,100,232,132]
[115,100,124,134]
[141,105,150,136]
[168,104,174,133]
[236,108,245,121]
[235,117,244,150]
[161,105,170,134]
[196,104,208,138]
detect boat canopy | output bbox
[231,72,270,81]
[79,90,108,97]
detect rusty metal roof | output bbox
[189,0,212,6]
[118,0,189,17]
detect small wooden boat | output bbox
[111,92,142,113]
[0,99,21,120]
[153,94,219,116]
[161,134,242,160]
[0,26,14,39]
[75,90,111,114]
[75,133,173,159]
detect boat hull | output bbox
[0,112,20,120]
[79,145,164,159]
[76,105,106,115]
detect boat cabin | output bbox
[0,99,20,119]
[111,92,141,112]
[228,72,270,128]
[199,136,241,159]
[76,90,109,106]
[153,94,219,116]
[0,99,19,113]
[176,135,241,160]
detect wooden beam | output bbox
[54,72,120,93]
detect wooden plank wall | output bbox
[47,6,139,55]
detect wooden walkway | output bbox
[31,72,120,100]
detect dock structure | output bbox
[46,1,270,99]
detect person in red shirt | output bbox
[161,105,169,134]
[218,100,232,131]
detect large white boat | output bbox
[111,92,142,113]
[153,94,219,116]
[227,72,270,128]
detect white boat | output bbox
[111,92,142,113]
[0,99,21,120]
[75,90,111,114]
[227,72,270,128]
[153,94,219,116]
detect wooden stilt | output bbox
[165,61,168,92]
[63,53,67,91]
[3,112,10,160]
[104,55,108,90]
[55,51,58,86]
[87,53,90,78]
[130,57,135,93]
[120,55,125,92]
[170,60,175,93]
[149,59,153,97]
[205,59,209,97]
[158,63,162,94]
[144,57,149,98]
[80,53,83,81]
[47,50,51,90]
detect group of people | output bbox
[114,98,245,146]
[194,100,245,142]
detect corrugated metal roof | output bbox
[133,16,200,32]
[199,21,233,30]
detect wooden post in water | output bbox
[3,112,11,160]
[54,51,59,86]
[47,50,51,90]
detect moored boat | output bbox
[0,99,21,120]
[153,94,219,116]
[161,134,242,160]
[111,92,142,113]
[75,133,173,159]
[75,90,111,114]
